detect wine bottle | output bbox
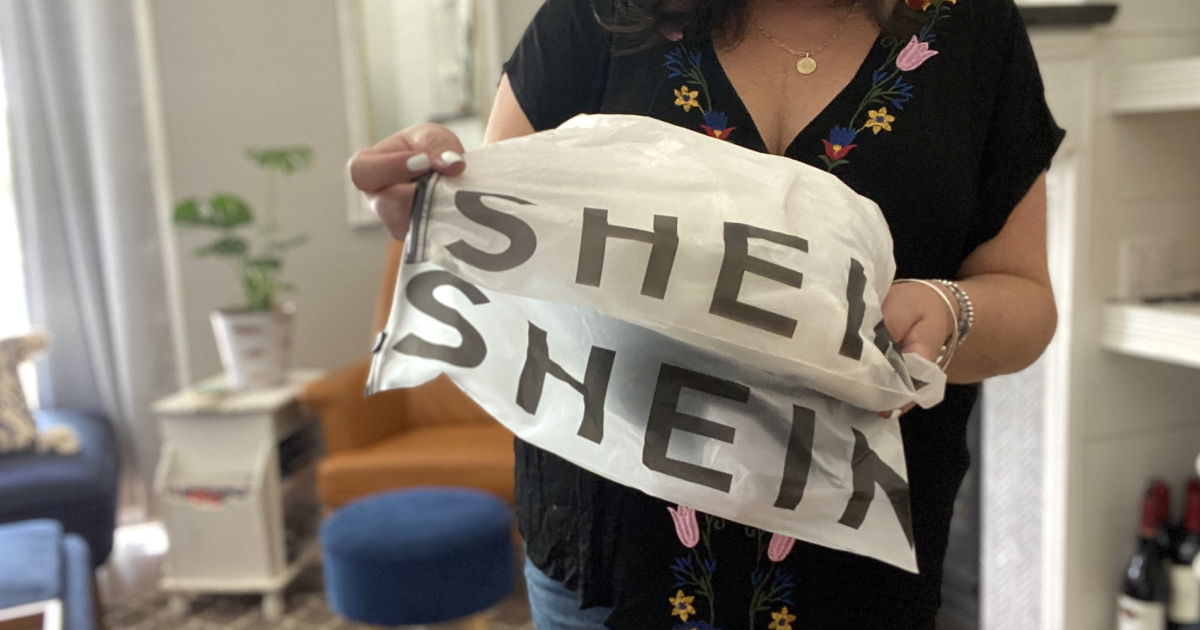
[1155,481,1177,553]
[1169,479,1200,630]
[1120,483,1170,630]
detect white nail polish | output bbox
[440,151,464,166]
[406,153,431,173]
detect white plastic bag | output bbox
[367,115,945,572]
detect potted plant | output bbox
[173,146,313,390]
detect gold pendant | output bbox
[796,55,817,75]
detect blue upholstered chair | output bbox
[0,519,96,630]
[0,409,120,567]
[321,488,515,627]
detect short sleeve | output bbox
[967,1,1065,254]
[502,0,613,131]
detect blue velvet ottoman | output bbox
[0,519,95,630]
[320,488,514,626]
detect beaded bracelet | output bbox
[891,279,960,372]
[933,279,974,345]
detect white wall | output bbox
[499,0,543,61]
[142,0,544,382]
[145,0,392,381]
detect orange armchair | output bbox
[300,241,515,509]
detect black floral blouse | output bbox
[503,1,1064,629]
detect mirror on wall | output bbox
[359,0,488,147]
[338,0,507,226]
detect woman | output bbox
[350,0,1061,627]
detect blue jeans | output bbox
[524,557,613,630]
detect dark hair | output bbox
[605,0,918,51]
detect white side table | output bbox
[152,370,324,621]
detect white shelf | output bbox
[1112,56,1200,114]
[1101,303,1200,369]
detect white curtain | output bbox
[0,0,175,513]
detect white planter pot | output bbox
[209,308,294,390]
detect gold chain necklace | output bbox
[753,3,859,75]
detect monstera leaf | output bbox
[172,145,314,311]
[195,236,247,257]
[173,194,253,229]
[208,194,253,228]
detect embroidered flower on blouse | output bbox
[664,47,704,79]
[863,108,896,135]
[674,86,703,112]
[701,111,736,140]
[821,125,858,161]
[670,590,697,622]
[769,571,797,606]
[668,505,700,548]
[663,45,726,139]
[768,606,797,630]
[767,533,797,562]
[896,35,940,71]
[887,77,917,110]
[814,0,959,172]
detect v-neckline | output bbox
[706,33,886,158]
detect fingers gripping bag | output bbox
[366,115,946,573]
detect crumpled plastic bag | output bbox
[367,115,946,572]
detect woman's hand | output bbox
[348,123,467,240]
[882,281,957,365]
[879,281,957,417]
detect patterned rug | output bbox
[103,566,534,630]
